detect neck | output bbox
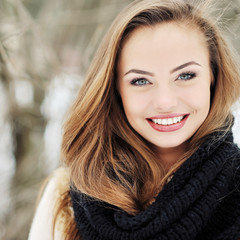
[157,143,187,172]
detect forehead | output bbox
[122,21,207,48]
[118,22,209,71]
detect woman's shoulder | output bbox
[230,144,240,180]
[28,167,72,240]
[51,167,71,194]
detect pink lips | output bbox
[147,114,189,132]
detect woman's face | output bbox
[117,22,211,154]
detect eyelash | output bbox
[130,71,197,86]
[130,78,150,86]
[177,71,197,81]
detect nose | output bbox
[152,84,178,111]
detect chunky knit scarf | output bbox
[70,130,240,240]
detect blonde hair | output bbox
[58,0,240,238]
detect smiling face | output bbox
[117,22,212,160]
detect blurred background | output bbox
[0,0,240,239]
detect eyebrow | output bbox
[124,61,202,76]
[170,61,202,73]
[124,69,154,76]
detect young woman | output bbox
[29,0,240,239]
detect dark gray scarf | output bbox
[70,129,240,240]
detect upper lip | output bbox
[147,113,189,119]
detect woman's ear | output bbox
[115,83,122,103]
[114,69,121,96]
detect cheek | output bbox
[183,85,211,114]
[121,91,150,119]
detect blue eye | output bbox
[131,78,150,86]
[177,72,196,81]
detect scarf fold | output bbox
[70,130,240,240]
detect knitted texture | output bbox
[70,130,240,240]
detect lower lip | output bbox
[147,115,189,132]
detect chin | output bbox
[150,137,189,151]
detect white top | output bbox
[28,168,70,240]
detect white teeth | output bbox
[168,118,173,125]
[162,119,168,125]
[152,116,184,125]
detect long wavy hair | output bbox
[56,0,240,238]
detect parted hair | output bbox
[56,0,240,239]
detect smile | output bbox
[151,116,183,125]
[147,114,189,132]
